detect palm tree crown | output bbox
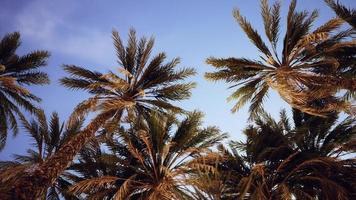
[61,29,196,132]
[69,111,227,199]
[194,109,355,199]
[0,111,83,199]
[205,0,356,118]
[0,32,50,150]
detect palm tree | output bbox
[189,144,250,200]
[190,111,293,199]
[68,111,226,200]
[205,0,356,118]
[324,0,356,101]
[0,111,83,199]
[0,32,50,150]
[4,29,196,199]
[325,0,356,28]
[193,110,355,199]
[268,110,356,199]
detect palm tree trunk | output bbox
[2,110,116,199]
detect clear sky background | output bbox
[0,0,355,160]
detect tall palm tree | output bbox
[193,110,355,199]
[0,32,50,150]
[325,0,356,28]
[0,111,83,199]
[205,0,356,118]
[68,111,226,199]
[4,29,196,199]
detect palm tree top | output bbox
[68,110,227,199]
[205,0,355,118]
[0,32,50,150]
[193,108,355,199]
[61,29,196,128]
[0,110,83,199]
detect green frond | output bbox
[227,78,264,114]
[4,108,18,137]
[189,126,227,149]
[154,82,196,101]
[47,112,63,152]
[0,32,20,61]
[314,17,344,34]
[136,52,166,86]
[279,109,291,132]
[270,1,281,48]
[10,50,50,72]
[325,0,356,28]
[171,111,204,149]
[3,89,40,112]
[62,65,103,81]
[261,0,281,49]
[124,28,138,74]
[282,0,297,61]
[233,8,272,57]
[135,36,154,78]
[261,0,272,41]
[172,67,197,81]
[284,9,319,62]
[60,77,93,91]
[15,71,49,85]
[205,70,234,82]
[112,30,126,67]
[206,57,268,70]
[248,82,269,120]
[227,78,262,102]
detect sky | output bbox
[0,0,355,160]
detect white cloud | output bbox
[16,2,61,41]
[14,0,114,65]
[57,31,115,65]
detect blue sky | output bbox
[0,0,355,160]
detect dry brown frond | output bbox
[118,67,133,78]
[0,76,30,95]
[101,99,135,111]
[69,176,119,195]
[0,164,28,184]
[278,184,292,200]
[252,163,265,177]
[113,175,136,200]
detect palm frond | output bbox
[0,32,49,149]
[233,9,271,57]
[69,176,118,195]
[325,0,356,28]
